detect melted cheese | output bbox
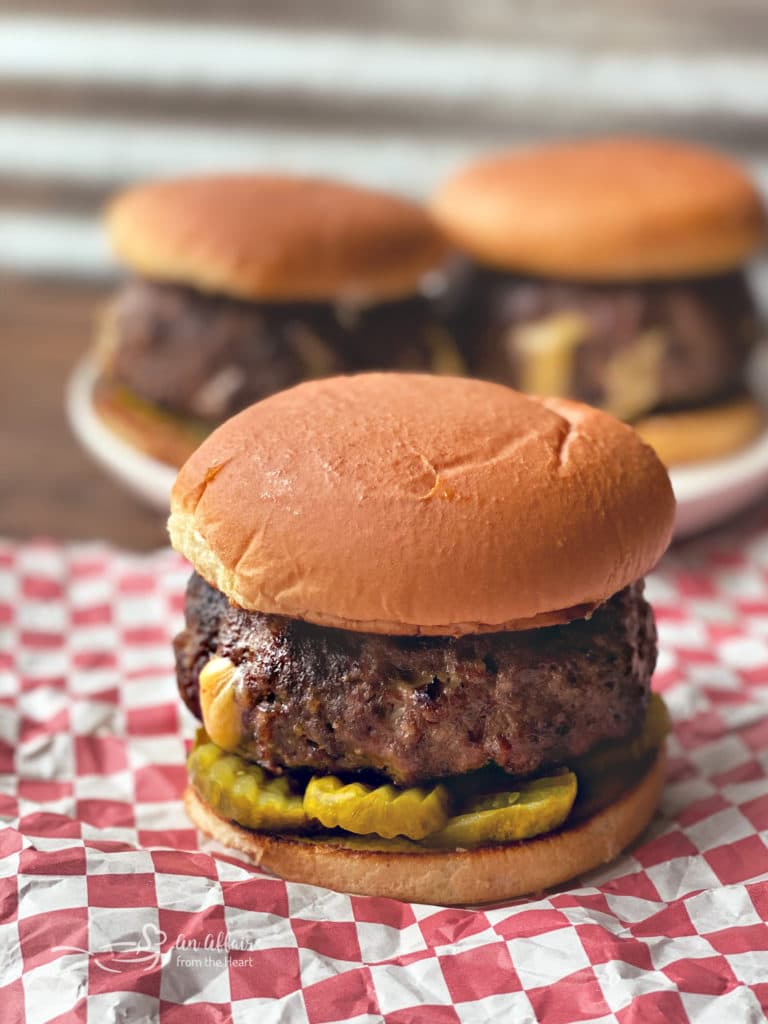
[602,329,664,421]
[511,312,664,422]
[510,312,589,397]
[426,326,466,376]
[199,656,242,752]
[288,325,338,378]
[93,300,120,370]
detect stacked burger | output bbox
[170,373,675,904]
[432,138,767,465]
[94,175,456,466]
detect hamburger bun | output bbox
[184,745,666,905]
[635,397,764,466]
[93,378,204,469]
[107,174,449,303]
[431,138,766,280]
[169,374,675,635]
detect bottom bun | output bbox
[93,377,207,468]
[184,747,666,905]
[634,398,763,467]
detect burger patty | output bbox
[175,575,657,786]
[446,266,757,421]
[101,278,453,425]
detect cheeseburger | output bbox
[432,138,767,465]
[170,373,675,905]
[94,175,455,466]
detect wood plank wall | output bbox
[1,1,767,278]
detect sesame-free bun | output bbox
[107,174,449,303]
[184,745,666,905]
[168,374,674,635]
[93,378,204,468]
[431,138,766,280]
[635,398,764,466]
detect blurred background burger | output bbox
[432,138,767,466]
[94,174,454,466]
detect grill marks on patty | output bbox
[175,575,657,786]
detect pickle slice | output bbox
[187,692,666,848]
[304,776,451,840]
[188,737,307,831]
[424,770,577,849]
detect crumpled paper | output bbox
[0,532,767,1023]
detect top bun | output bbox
[431,137,766,280]
[169,374,674,635]
[107,174,449,303]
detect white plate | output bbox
[67,355,768,535]
[671,429,768,537]
[66,356,175,511]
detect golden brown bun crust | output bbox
[107,174,449,302]
[168,374,675,635]
[94,378,205,469]
[184,746,666,905]
[635,398,764,466]
[431,138,767,279]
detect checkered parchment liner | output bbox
[1,529,767,1024]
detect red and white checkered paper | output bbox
[1,526,768,1024]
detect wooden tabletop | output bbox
[1,274,168,550]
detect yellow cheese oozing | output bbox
[510,311,590,398]
[198,656,243,753]
[511,312,663,422]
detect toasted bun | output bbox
[185,746,665,905]
[168,374,674,634]
[635,398,764,466]
[93,378,204,469]
[431,138,766,279]
[107,174,449,302]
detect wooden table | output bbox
[1,274,168,550]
